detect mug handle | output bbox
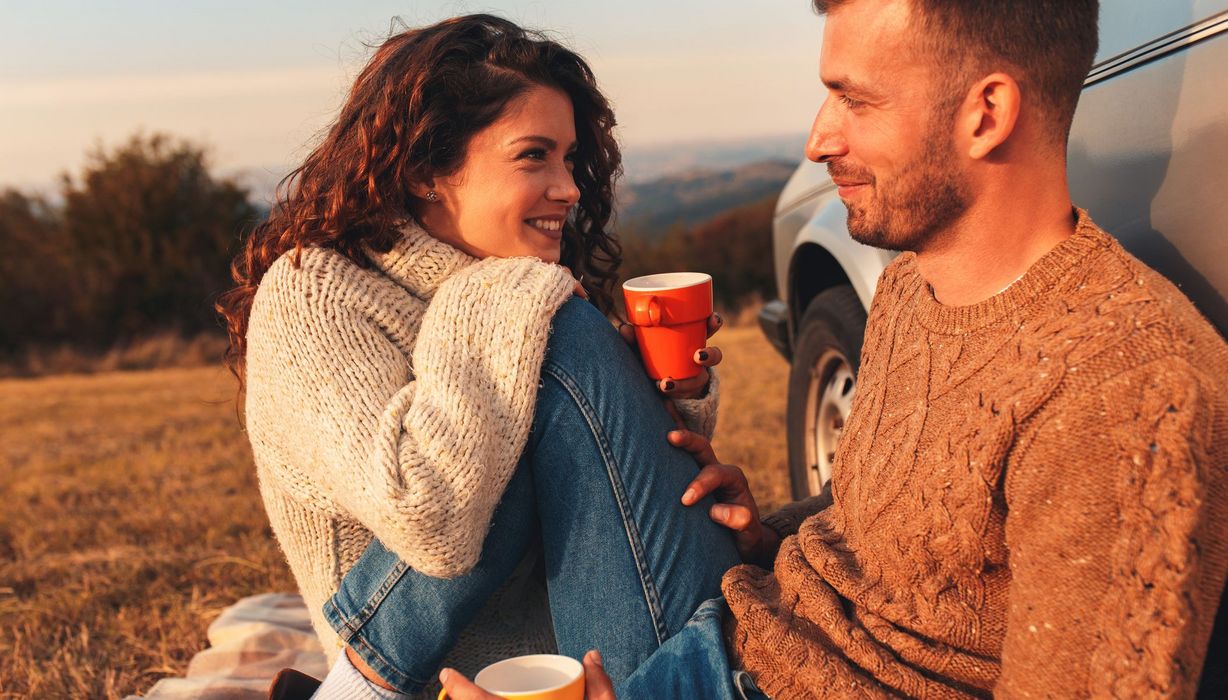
[438,691,448,700]
[632,295,662,326]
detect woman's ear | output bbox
[408,180,438,201]
[959,72,1021,161]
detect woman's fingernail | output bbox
[439,669,451,683]
[712,504,729,520]
[663,380,675,391]
[698,350,709,362]
[590,650,604,667]
[715,313,723,326]
[682,488,697,504]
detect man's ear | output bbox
[958,72,1021,160]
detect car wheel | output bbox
[786,285,867,500]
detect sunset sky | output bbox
[1,1,826,190]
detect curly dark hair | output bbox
[216,14,622,386]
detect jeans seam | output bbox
[324,561,429,690]
[542,360,670,646]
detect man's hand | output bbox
[619,313,723,400]
[438,650,616,699]
[670,430,781,567]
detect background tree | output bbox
[0,190,73,353]
[59,133,259,343]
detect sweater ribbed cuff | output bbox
[673,368,720,439]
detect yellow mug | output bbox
[437,654,585,700]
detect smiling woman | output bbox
[416,86,582,262]
[210,12,731,700]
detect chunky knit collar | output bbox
[365,218,477,301]
[902,208,1113,335]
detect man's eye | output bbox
[839,94,864,109]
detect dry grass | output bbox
[0,322,790,698]
[0,332,230,380]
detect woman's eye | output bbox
[519,149,548,161]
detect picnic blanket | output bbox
[127,592,328,700]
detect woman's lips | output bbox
[525,218,564,240]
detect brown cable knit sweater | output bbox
[723,210,1228,699]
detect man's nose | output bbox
[805,96,848,163]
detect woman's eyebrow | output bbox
[506,135,578,151]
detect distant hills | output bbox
[620,132,806,184]
[615,159,797,241]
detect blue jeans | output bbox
[323,297,765,698]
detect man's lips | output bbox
[831,178,869,198]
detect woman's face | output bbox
[417,85,581,263]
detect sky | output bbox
[0,1,827,191]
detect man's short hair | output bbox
[813,0,1100,144]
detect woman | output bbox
[217,14,743,700]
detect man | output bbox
[440,0,1228,697]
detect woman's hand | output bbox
[619,313,723,400]
[438,650,616,699]
[670,429,780,568]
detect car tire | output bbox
[786,284,867,500]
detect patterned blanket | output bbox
[126,593,328,700]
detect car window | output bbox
[1096,0,1228,65]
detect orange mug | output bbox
[437,654,584,700]
[622,272,713,381]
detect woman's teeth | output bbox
[527,219,563,232]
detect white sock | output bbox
[311,649,412,700]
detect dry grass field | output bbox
[0,322,790,699]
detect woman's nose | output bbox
[549,170,581,205]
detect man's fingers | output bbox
[692,347,723,367]
[681,463,737,505]
[706,312,724,338]
[439,669,499,700]
[668,430,719,466]
[583,650,617,699]
[710,503,756,531]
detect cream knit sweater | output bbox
[243,220,720,679]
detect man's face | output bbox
[806,0,970,252]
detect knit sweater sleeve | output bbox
[671,368,721,440]
[761,480,833,540]
[247,254,575,579]
[999,357,1224,698]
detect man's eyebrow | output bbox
[823,76,880,98]
[506,135,578,150]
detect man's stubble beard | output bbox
[834,114,971,253]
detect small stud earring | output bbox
[426,191,439,202]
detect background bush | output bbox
[0,133,258,359]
